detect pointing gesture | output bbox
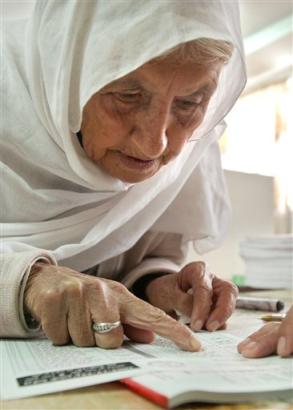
[24,263,201,351]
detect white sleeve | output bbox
[0,250,57,337]
[120,231,188,289]
[122,257,181,289]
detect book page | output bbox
[1,336,161,400]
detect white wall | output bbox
[188,170,274,280]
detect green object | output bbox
[232,274,246,287]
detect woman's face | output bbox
[81,55,222,183]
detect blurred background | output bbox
[192,0,293,283]
[2,1,293,284]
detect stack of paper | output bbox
[239,234,293,289]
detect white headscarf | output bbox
[1,0,246,271]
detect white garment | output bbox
[0,0,246,336]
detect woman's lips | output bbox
[117,152,157,171]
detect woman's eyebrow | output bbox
[184,84,217,98]
[112,78,143,90]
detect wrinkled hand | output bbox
[145,261,238,332]
[24,263,201,351]
[238,305,293,358]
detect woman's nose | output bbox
[132,105,169,159]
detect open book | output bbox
[120,308,293,408]
[2,307,292,405]
[121,331,293,408]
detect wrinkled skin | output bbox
[145,262,238,331]
[81,54,222,183]
[238,305,293,358]
[24,261,238,350]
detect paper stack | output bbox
[239,234,293,289]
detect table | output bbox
[2,290,292,410]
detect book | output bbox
[2,295,292,405]
[121,308,293,408]
[122,361,292,408]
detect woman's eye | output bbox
[176,95,204,111]
[115,92,142,103]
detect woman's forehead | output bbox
[103,58,222,96]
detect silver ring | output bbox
[92,321,121,334]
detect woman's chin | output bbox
[109,168,159,184]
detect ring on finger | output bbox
[92,321,121,334]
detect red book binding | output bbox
[121,377,168,408]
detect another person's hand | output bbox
[24,263,201,351]
[238,305,293,358]
[145,261,238,332]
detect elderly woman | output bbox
[1,1,245,351]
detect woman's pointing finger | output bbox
[120,293,202,352]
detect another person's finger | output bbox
[237,322,277,352]
[205,277,238,331]
[277,306,293,357]
[178,262,213,331]
[120,293,202,352]
[238,323,280,358]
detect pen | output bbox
[260,314,286,322]
[236,296,284,312]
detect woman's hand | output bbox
[24,263,201,351]
[238,305,293,358]
[145,261,238,332]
